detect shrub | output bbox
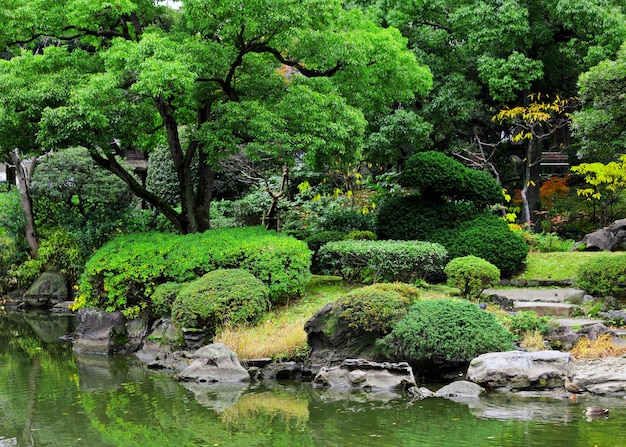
[150,282,184,317]
[444,255,500,301]
[323,208,375,232]
[575,253,626,300]
[304,231,346,253]
[378,298,515,365]
[171,269,269,335]
[399,151,503,207]
[333,283,420,333]
[498,310,552,337]
[16,227,84,288]
[318,239,448,283]
[78,226,311,317]
[31,147,138,257]
[344,230,377,241]
[449,214,528,278]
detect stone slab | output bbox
[484,288,585,303]
[513,301,578,317]
[550,318,606,328]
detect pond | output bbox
[2,310,626,447]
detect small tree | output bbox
[570,155,626,228]
[492,94,577,229]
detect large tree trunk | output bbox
[8,150,39,258]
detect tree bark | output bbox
[8,150,39,258]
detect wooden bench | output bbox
[540,152,569,167]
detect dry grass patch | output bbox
[519,330,547,351]
[570,334,626,359]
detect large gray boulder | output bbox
[178,343,250,384]
[466,350,573,391]
[313,358,416,391]
[305,303,383,374]
[73,308,128,355]
[571,217,626,251]
[435,380,485,400]
[570,357,626,397]
[22,271,68,308]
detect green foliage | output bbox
[449,215,529,278]
[31,147,138,257]
[171,269,269,334]
[378,298,515,365]
[304,231,346,254]
[78,227,311,317]
[16,227,84,288]
[498,311,552,338]
[318,239,448,283]
[570,155,626,227]
[344,230,377,240]
[150,282,184,318]
[444,255,500,301]
[399,151,503,207]
[575,253,626,300]
[0,188,27,257]
[376,196,475,241]
[333,283,419,333]
[522,231,576,253]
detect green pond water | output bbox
[2,311,626,447]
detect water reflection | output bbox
[3,310,626,447]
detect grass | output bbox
[514,251,624,282]
[213,275,353,359]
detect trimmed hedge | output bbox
[399,151,503,207]
[448,215,528,278]
[575,253,626,300]
[78,226,311,317]
[445,255,500,301]
[171,269,269,334]
[318,239,448,283]
[378,298,515,365]
[333,283,419,333]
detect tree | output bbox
[372,0,626,151]
[4,0,431,234]
[492,94,577,229]
[570,155,626,227]
[0,46,97,257]
[573,42,626,163]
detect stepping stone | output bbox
[513,301,578,317]
[550,318,606,328]
[484,288,586,303]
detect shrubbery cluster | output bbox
[378,298,515,365]
[445,255,500,301]
[575,253,626,300]
[78,226,311,317]
[318,239,448,283]
[171,269,269,335]
[333,283,420,333]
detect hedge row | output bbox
[317,239,448,283]
[78,226,312,317]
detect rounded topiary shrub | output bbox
[445,255,500,301]
[333,283,420,334]
[150,282,184,317]
[171,269,269,335]
[378,298,515,366]
[449,214,528,278]
[574,253,626,300]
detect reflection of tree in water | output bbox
[0,313,77,447]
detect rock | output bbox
[599,310,626,324]
[178,343,250,384]
[547,323,616,351]
[22,271,68,308]
[571,357,626,396]
[304,303,383,374]
[259,361,304,380]
[73,308,128,355]
[466,350,573,391]
[407,386,435,400]
[126,315,150,353]
[571,217,626,251]
[435,380,485,400]
[313,359,416,391]
[50,301,75,314]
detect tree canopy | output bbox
[2,0,431,234]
